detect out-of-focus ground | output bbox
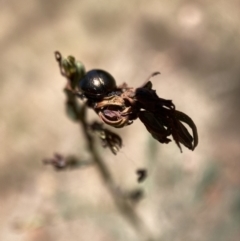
[1,0,240,240]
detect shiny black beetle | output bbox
[79,69,117,99]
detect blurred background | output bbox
[1,0,240,240]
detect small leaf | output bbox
[136,169,147,183]
[91,122,122,155]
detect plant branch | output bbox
[53,51,155,241]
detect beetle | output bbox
[78,69,118,100]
